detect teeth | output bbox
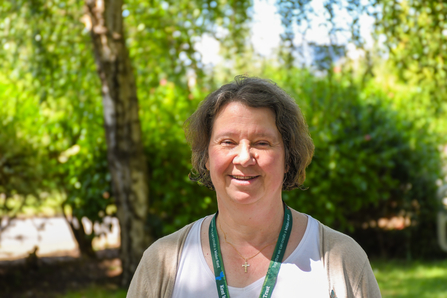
[232,175,256,180]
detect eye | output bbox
[256,141,270,147]
[220,139,235,146]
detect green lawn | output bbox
[372,259,447,298]
[58,285,127,298]
[58,259,447,298]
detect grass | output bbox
[57,285,127,298]
[56,259,447,298]
[371,259,447,298]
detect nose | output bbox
[233,142,256,166]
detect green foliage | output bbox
[375,0,447,105]
[274,0,447,105]
[132,63,445,261]
[262,67,444,257]
[0,0,252,243]
[0,0,108,191]
[0,74,48,230]
[62,147,113,225]
[124,0,251,87]
[0,0,110,251]
[275,0,375,70]
[139,80,216,235]
[0,116,43,220]
[0,0,96,104]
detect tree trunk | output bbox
[84,0,152,286]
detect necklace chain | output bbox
[218,219,277,271]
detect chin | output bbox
[226,192,262,205]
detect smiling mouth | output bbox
[230,175,259,180]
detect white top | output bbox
[172,215,328,298]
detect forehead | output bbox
[211,102,279,137]
[214,101,276,121]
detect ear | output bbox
[205,159,210,170]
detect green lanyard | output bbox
[209,204,293,298]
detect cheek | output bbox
[261,152,286,174]
[208,149,229,172]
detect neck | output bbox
[216,197,284,247]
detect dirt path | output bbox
[0,216,120,260]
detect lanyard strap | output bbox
[209,204,293,298]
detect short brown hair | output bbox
[184,75,314,191]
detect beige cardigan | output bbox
[127,220,381,298]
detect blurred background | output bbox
[1,0,447,297]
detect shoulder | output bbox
[319,222,368,262]
[127,221,197,298]
[317,221,382,298]
[144,221,195,260]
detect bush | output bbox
[134,69,445,259]
[0,76,48,231]
[139,80,216,236]
[271,69,445,258]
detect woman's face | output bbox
[206,101,285,207]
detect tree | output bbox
[82,0,255,284]
[1,0,252,285]
[275,0,447,107]
[84,0,151,284]
[374,0,447,105]
[0,0,112,259]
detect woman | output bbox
[127,76,381,298]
